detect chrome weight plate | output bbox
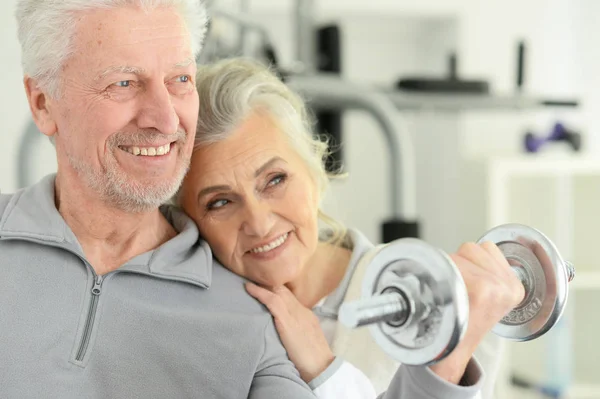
[360,238,470,366]
[478,224,574,341]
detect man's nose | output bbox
[136,83,180,135]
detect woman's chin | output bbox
[242,256,302,286]
[249,266,301,288]
[253,274,294,288]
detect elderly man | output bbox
[1,0,493,398]
[2,1,315,397]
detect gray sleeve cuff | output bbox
[405,356,484,398]
[307,356,344,390]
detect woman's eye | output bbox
[266,174,286,188]
[207,199,229,210]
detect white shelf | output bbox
[385,90,579,111]
[485,154,600,399]
[488,155,600,176]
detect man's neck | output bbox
[55,172,176,275]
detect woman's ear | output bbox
[23,76,58,139]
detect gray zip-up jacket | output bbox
[0,174,483,399]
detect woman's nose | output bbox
[241,199,276,238]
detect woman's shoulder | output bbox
[316,227,377,313]
[345,228,376,255]
[340,228,379,284]
[321,228,400,394]
[319,227,376,261]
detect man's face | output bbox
[48,6,199,211]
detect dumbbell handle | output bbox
[340,261,575,331]
[512,260,574,292]
[566,261,575,282]
[339,290,409,329]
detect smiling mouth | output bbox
[118,143,172,156]
[248,233,290,254]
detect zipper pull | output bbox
[92,275,103,296]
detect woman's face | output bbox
[181,111,320,287]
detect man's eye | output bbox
[113,81,131,88]
[177,75,191,83]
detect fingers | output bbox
[245,282,311,329]
[448,253,476,276]
[478,241,519,279]
[271,285,302,308]
[245,282,291,320]
[246,281,335,384]
[479,241,509,267]
[456,241,504,273]
[454,241,526,308]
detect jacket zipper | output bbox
[0,236,109,363]
[75,273,104,361]
[0,235,208,364]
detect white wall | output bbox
[0,0,591,246]
[459,0,585,160]
[1,0,31,193]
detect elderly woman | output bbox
[178,58,522,398]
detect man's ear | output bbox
[23,76,58,138]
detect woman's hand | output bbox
[429,241,526,384]
[245,282,335,383]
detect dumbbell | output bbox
[524,122,582,153]
[338,224,575,366]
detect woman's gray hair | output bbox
[194,57,347,244]
[15,0,208,98]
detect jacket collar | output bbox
[0,174,212,288]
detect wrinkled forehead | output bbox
[191,140,283,183]
[68,6,193,73]
[79,7,188,42]
[187,116,300,184]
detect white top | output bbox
[311,298,378,398]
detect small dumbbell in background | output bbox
[524,122,582,153]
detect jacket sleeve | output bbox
[474,333,505,398]
[305,350,484,399]
[249,319,317,398]
[376,357,484,399]
[310,357,377,399]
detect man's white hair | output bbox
[15,0,209,98]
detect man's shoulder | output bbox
[202,258,271,315]
[0,190,17,221]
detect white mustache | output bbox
[110,129,187,147]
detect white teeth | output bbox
[122,144,171,156]
[160,144,171,155]
[250,233,289,254]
